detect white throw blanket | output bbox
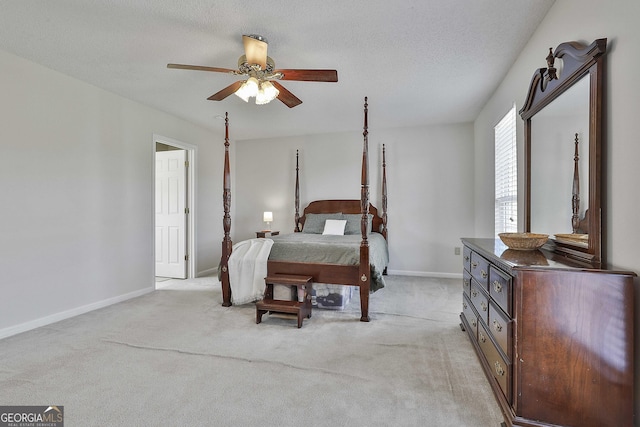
[228,238,274,305]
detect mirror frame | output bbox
[519,38,607,267]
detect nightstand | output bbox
[256,230,279,238]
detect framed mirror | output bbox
[519,39,607,267]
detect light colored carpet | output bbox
[0,275,504,426]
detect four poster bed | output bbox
[219,97,388,322]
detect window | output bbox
[495,105,517,235]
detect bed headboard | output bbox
[297,200,386,239]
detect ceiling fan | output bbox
[167,34,338,108]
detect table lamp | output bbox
[263,211,273,231]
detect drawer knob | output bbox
[480,301,487,312]
[463,302,468,309]
[492,319,503,332]
[479,333,486,343]
[471,318,477,327]
[471,261,478,269]
[471,289,478,297]
[463,279,470,285]
[481,269,488,279]
[493,280,503,293]
[464,255,470,262]
[494,361,505,376]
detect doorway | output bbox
[153,135,196,284]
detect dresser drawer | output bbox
[470,280,489,325]
[463,270,471,297]
[489,265,511,315]
[462,245,472,273]
[488,300,511,358]
[470,251,489,289]
[478,322,511,403]
[462,294,477,339]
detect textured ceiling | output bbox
[0,0,555,141]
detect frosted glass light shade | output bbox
[255,81,280,105]
[234,77,259,102]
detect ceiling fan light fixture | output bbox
[168,34,337,108]
[234,77,259,102]
[255,81,280,105]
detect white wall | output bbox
[234,122,475,276]
[0,49,223,337]
[473,0,640,417]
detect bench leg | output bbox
[257,309,266,324]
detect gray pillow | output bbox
[343,213,373,235]
[302,213,343,234]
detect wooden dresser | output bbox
[460,238,635,427]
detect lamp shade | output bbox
[263,211,273,222]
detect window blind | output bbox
[495,105,517,235]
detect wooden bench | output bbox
[256,275,313,328]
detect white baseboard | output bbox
[386,269,462,280]
[0,287,154,340]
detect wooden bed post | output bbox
[220,112,232,307]
[382,144,388,241]
[359,97,371,322]
[294,149,301,232]
[571,133,580,233]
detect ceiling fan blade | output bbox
[275,69,338,82]
[208,81,244,101]
[167,63,236,74]
[243,35,268,69]
[271,81,302,108]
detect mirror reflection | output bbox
[530,75,589,241]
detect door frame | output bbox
[153,134,197,281]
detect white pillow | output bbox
[322,219,347,236]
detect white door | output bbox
[155,150,187,278]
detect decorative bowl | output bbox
[498,233,549,251]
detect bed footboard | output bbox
[267,261,369,321]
